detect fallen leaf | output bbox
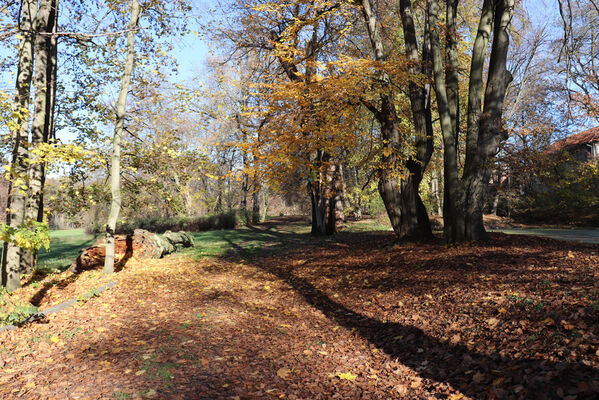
[337,372,357,381]
[277,367,291,379]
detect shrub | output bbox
[86,210,250,235]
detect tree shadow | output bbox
[215,219,599,399]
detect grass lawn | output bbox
[37,229,97,271]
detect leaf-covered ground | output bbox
[1,218,599,399]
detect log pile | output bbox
[69,229,194,273]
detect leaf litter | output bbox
[0,219,598,399]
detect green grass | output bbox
[36,229,97,271]
[182,228,275,259]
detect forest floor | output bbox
[1,217,599,399]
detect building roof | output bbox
[548,126,599,152]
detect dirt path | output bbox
[1,220,599,399]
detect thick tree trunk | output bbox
[398,0,434,240]
[361,0,405,238]
[21,0,58,274]
[72,230,194,273]
[104,0,140,274]
[2,0,38,290]
[309,181,327,235]
[428,0,465,243]
[429,0,513,242]
[463,0,514,241]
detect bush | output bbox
[87,210,251,235]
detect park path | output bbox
[494,227,599,244]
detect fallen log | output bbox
[69,229,194,273]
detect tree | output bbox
[557,0,599,122]
[104,0,140,275]
[358,0,435,240]
[20,0,59,273]
[2,0,37,290]
[428,0,515,242]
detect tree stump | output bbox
[69,229,194,273]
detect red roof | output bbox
[548,126,599,152]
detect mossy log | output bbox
[69,229,194,273]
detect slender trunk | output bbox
[104,0,140,274]
[2,0,38,290]
[334,162,345,223]
[252,182,260,224]
[309,151,327,235]
[21,0,58,274]
[325,160,340,235]
[261,187,269,222]
[241,162,248,211]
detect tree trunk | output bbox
[360,0,405,238]
[21,0,58,274]
[2,0,38,290]
[428,0,465,243]
[334,162,345,223]
[309,181,327,235]
[463,0,514,240]
[252,182,260,224]
[429,0,514,242]
[398,0,435,240]
[104,0,140,275]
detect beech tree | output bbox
[428,0,515,242]
[358,0,435,240]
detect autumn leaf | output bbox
[561,321,575,330]
[276,367,291,379]
[337,372,357,381]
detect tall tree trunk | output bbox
[360,0,404,238]
[398,0,435,240]
[429,0,514,242]
[428,0,464,243]
[463,0,514,240]
[21,0,58,274]
[2,0,38,290]
[104,0,140,274]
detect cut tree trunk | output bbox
[70,229,194,273]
